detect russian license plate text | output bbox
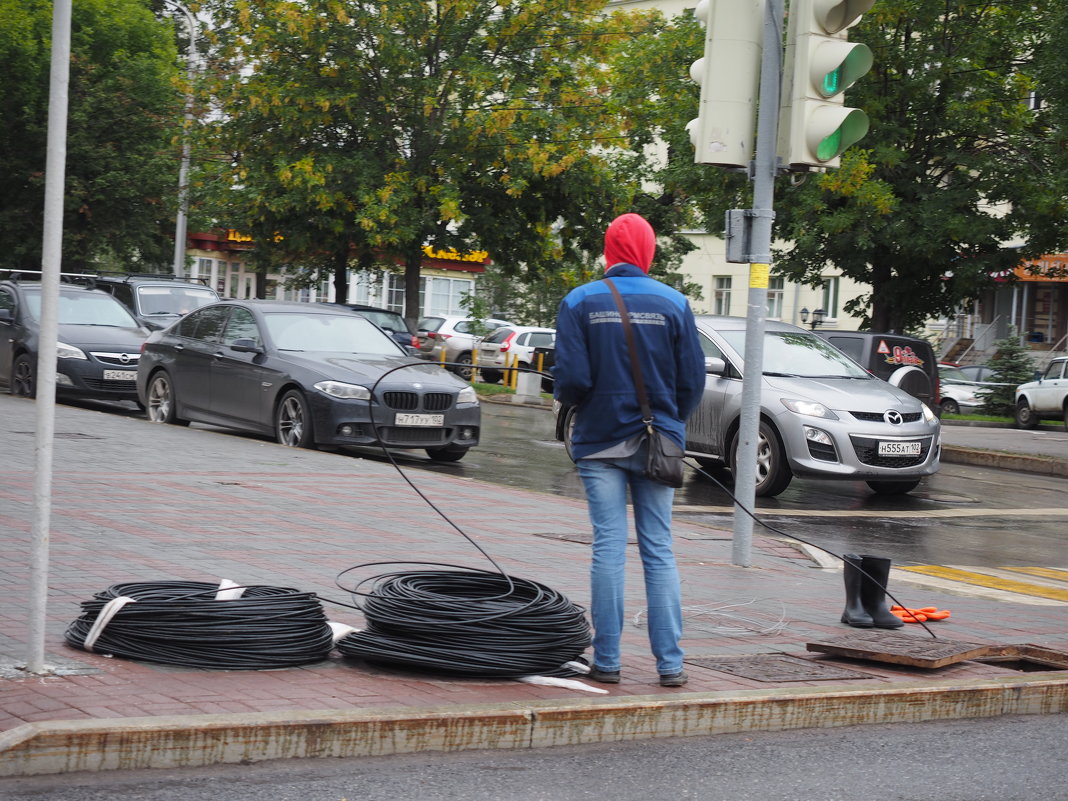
[878,441,921,456]
[103,370,137,381]
[395,413,444,427]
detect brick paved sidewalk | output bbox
[2,395,1066,776]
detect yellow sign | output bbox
[226,229,253,242]
[749,263,770,289]
[422,245,489,263]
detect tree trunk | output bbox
[403,250,422,328]
[255,266,268,299]
[332,249,349,304]
[868,262,893,332]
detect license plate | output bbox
[103,369,137,381]
[395,413,444,427]
[878,440,921,456]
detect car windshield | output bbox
[264,312,403,355]
[355,309,406,333]
[137,286,218,316]
[417,317,444,332]
[25,289,140,327]
[940,365,972,382]
[719,330,870,379]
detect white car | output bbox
[414,315,512,380]
[477,325,556,385]
[1015,357,1068,430]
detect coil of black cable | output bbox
[335,566,591,677]
[64,581,335,670]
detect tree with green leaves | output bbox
[0,0,184,273]
[197,0,662,320]
[605,1,1067,332]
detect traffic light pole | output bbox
[732,0,784,567]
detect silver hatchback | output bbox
[688,316,941,496]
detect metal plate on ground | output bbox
[806,630,998,669]
[685,654,876,682]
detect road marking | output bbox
[899,565,1068,602]
[674,506,1068,518]
[1002,566,1068,582]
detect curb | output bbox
[940,444,1068,478]
[3,674,1067,777]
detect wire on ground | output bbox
[64,581,335,669]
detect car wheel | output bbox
[695,457,733,487]
[276,390,316,448]
[11,354,35,398]
[146,372,189,426]
[425,445,468,462]
[453,352,474,381]
[562,407,577,463]
[940,398,960,416]
[730,420,792,497]
[866,479,921,496]
[481,369,502,384]
[1015,398,1039,430]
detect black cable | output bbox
[686,461,938,638]
[64,581,336,669]
[334,565,590,678]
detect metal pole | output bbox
[732,0,783,567]
[168,1,198,278]
[27,0,72,675]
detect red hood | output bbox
[604,213,655,273]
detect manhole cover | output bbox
[806,630,997,668]
[685,654,875,682]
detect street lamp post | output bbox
[799,307,826,330]
[166,0,198,278]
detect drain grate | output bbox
[806,630,998,669]
[685,654,876,682]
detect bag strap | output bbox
[604,278,654,426]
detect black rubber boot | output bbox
[859,554,904,629]
[840,553,874,627]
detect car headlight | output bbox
[56,341,87,360]
[781,398,838,420]
[457,386,479,404]
[314,380,371,400]
[921,403,938,424]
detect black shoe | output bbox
[587,667,621,684]
[659,671,688,687]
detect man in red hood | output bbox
[554,213,705,687]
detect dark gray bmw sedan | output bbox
[137,300,480,461]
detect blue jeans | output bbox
[577,448,683,675]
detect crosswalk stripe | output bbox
[900,565,1068,602]
[1002,566,1068,582]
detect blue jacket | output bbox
[553,263,706,460]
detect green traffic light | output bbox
[816,129,842,162]
[822,68,842,96]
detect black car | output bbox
[0,279,147,401]
[88,274,220,331]
[136,300,480,460]
[814,330,939,410]
[340,304,418,350]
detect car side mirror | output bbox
[0,308,12,324]
[705,356,726,375]
[230,339,263,354]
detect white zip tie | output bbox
[82,596,137,652]
[517,675,608,694]
[215,579,246,600]
[327,620,360,643]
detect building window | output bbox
[422,276,475,316]
[767,277,784,319]
[713,276,732,316]
[821,277,840,320]
[385,274,406,313]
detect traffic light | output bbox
[777,0,874,170]
[687,0,764,168]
